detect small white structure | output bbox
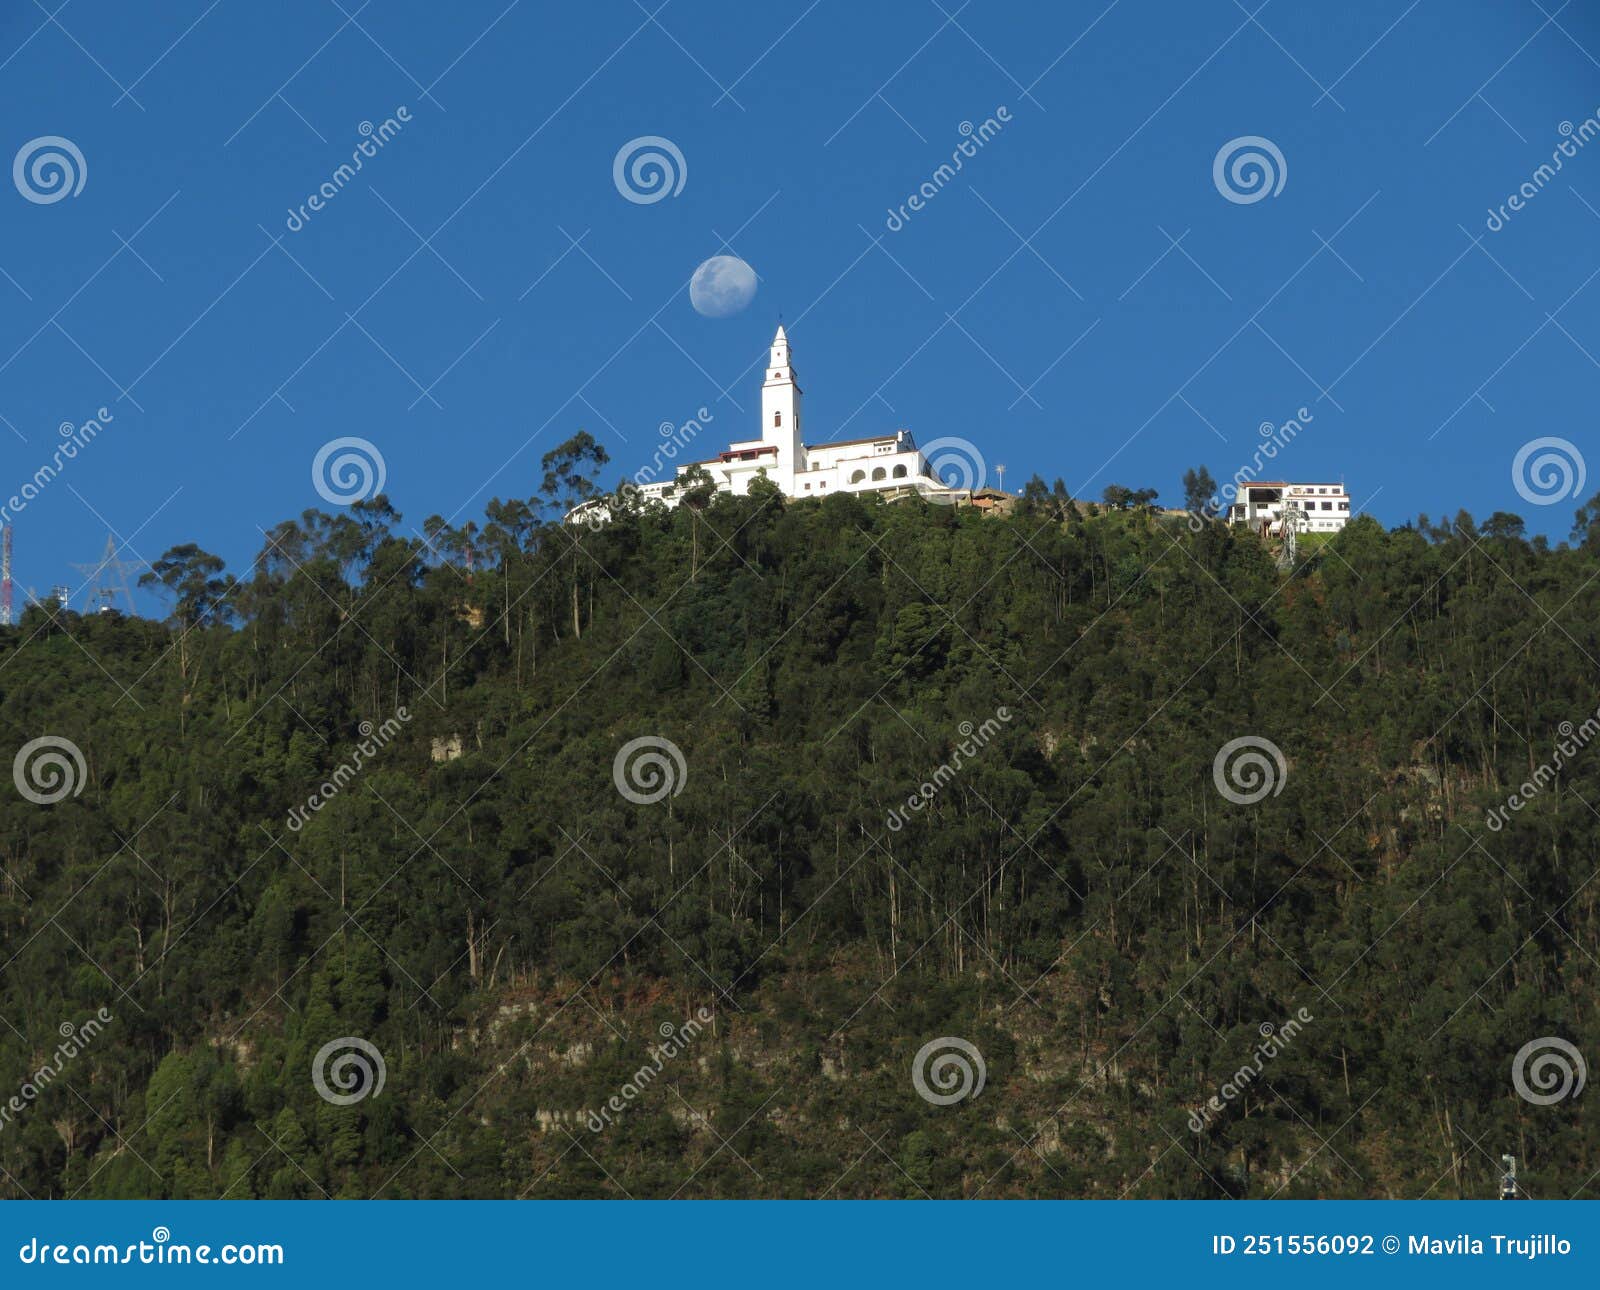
[1228,481,1352,534]
[571,326,956,521]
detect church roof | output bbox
[805,433,901,450]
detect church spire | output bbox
[767,324,795,383]
[762,322,803,485]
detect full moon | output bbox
[689,255,757,318]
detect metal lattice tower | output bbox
[1278,504,1306,570]
[70,534,145,614]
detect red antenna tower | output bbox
[1,524,12,627]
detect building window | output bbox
[892,464,907,478]
[849,469,865,484]
[773,411,782,427]
[871,467,886,481]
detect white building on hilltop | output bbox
[1228,481,1352,534]
[572,326,962,521]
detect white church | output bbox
[572,325,961,521]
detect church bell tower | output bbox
[761,324,803,489]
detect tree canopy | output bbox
[0,458,1595,1199]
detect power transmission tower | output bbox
[1278,504,1305,570]
[70,534,145,614]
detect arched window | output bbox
[848,469,865,484]
[871,467,886,481]
[892,464,907,478]
[773,411,782,427]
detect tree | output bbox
[139,543,236,693]
[538,431,610,518]
[747,471,783,513]
[677,463,718,580]
[1182,465,1218,517]
[140,544,235,629]
[677,462,717,509]
[1572,490,1600,550]
[8,479,1600,1203]
[538,433,611,638]
[1482,511,1526,542]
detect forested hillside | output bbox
[0,460,1595,1199]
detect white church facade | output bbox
[572,326,957,521]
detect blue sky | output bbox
[4,0,1600,612]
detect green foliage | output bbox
[0,489,1595,1199]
